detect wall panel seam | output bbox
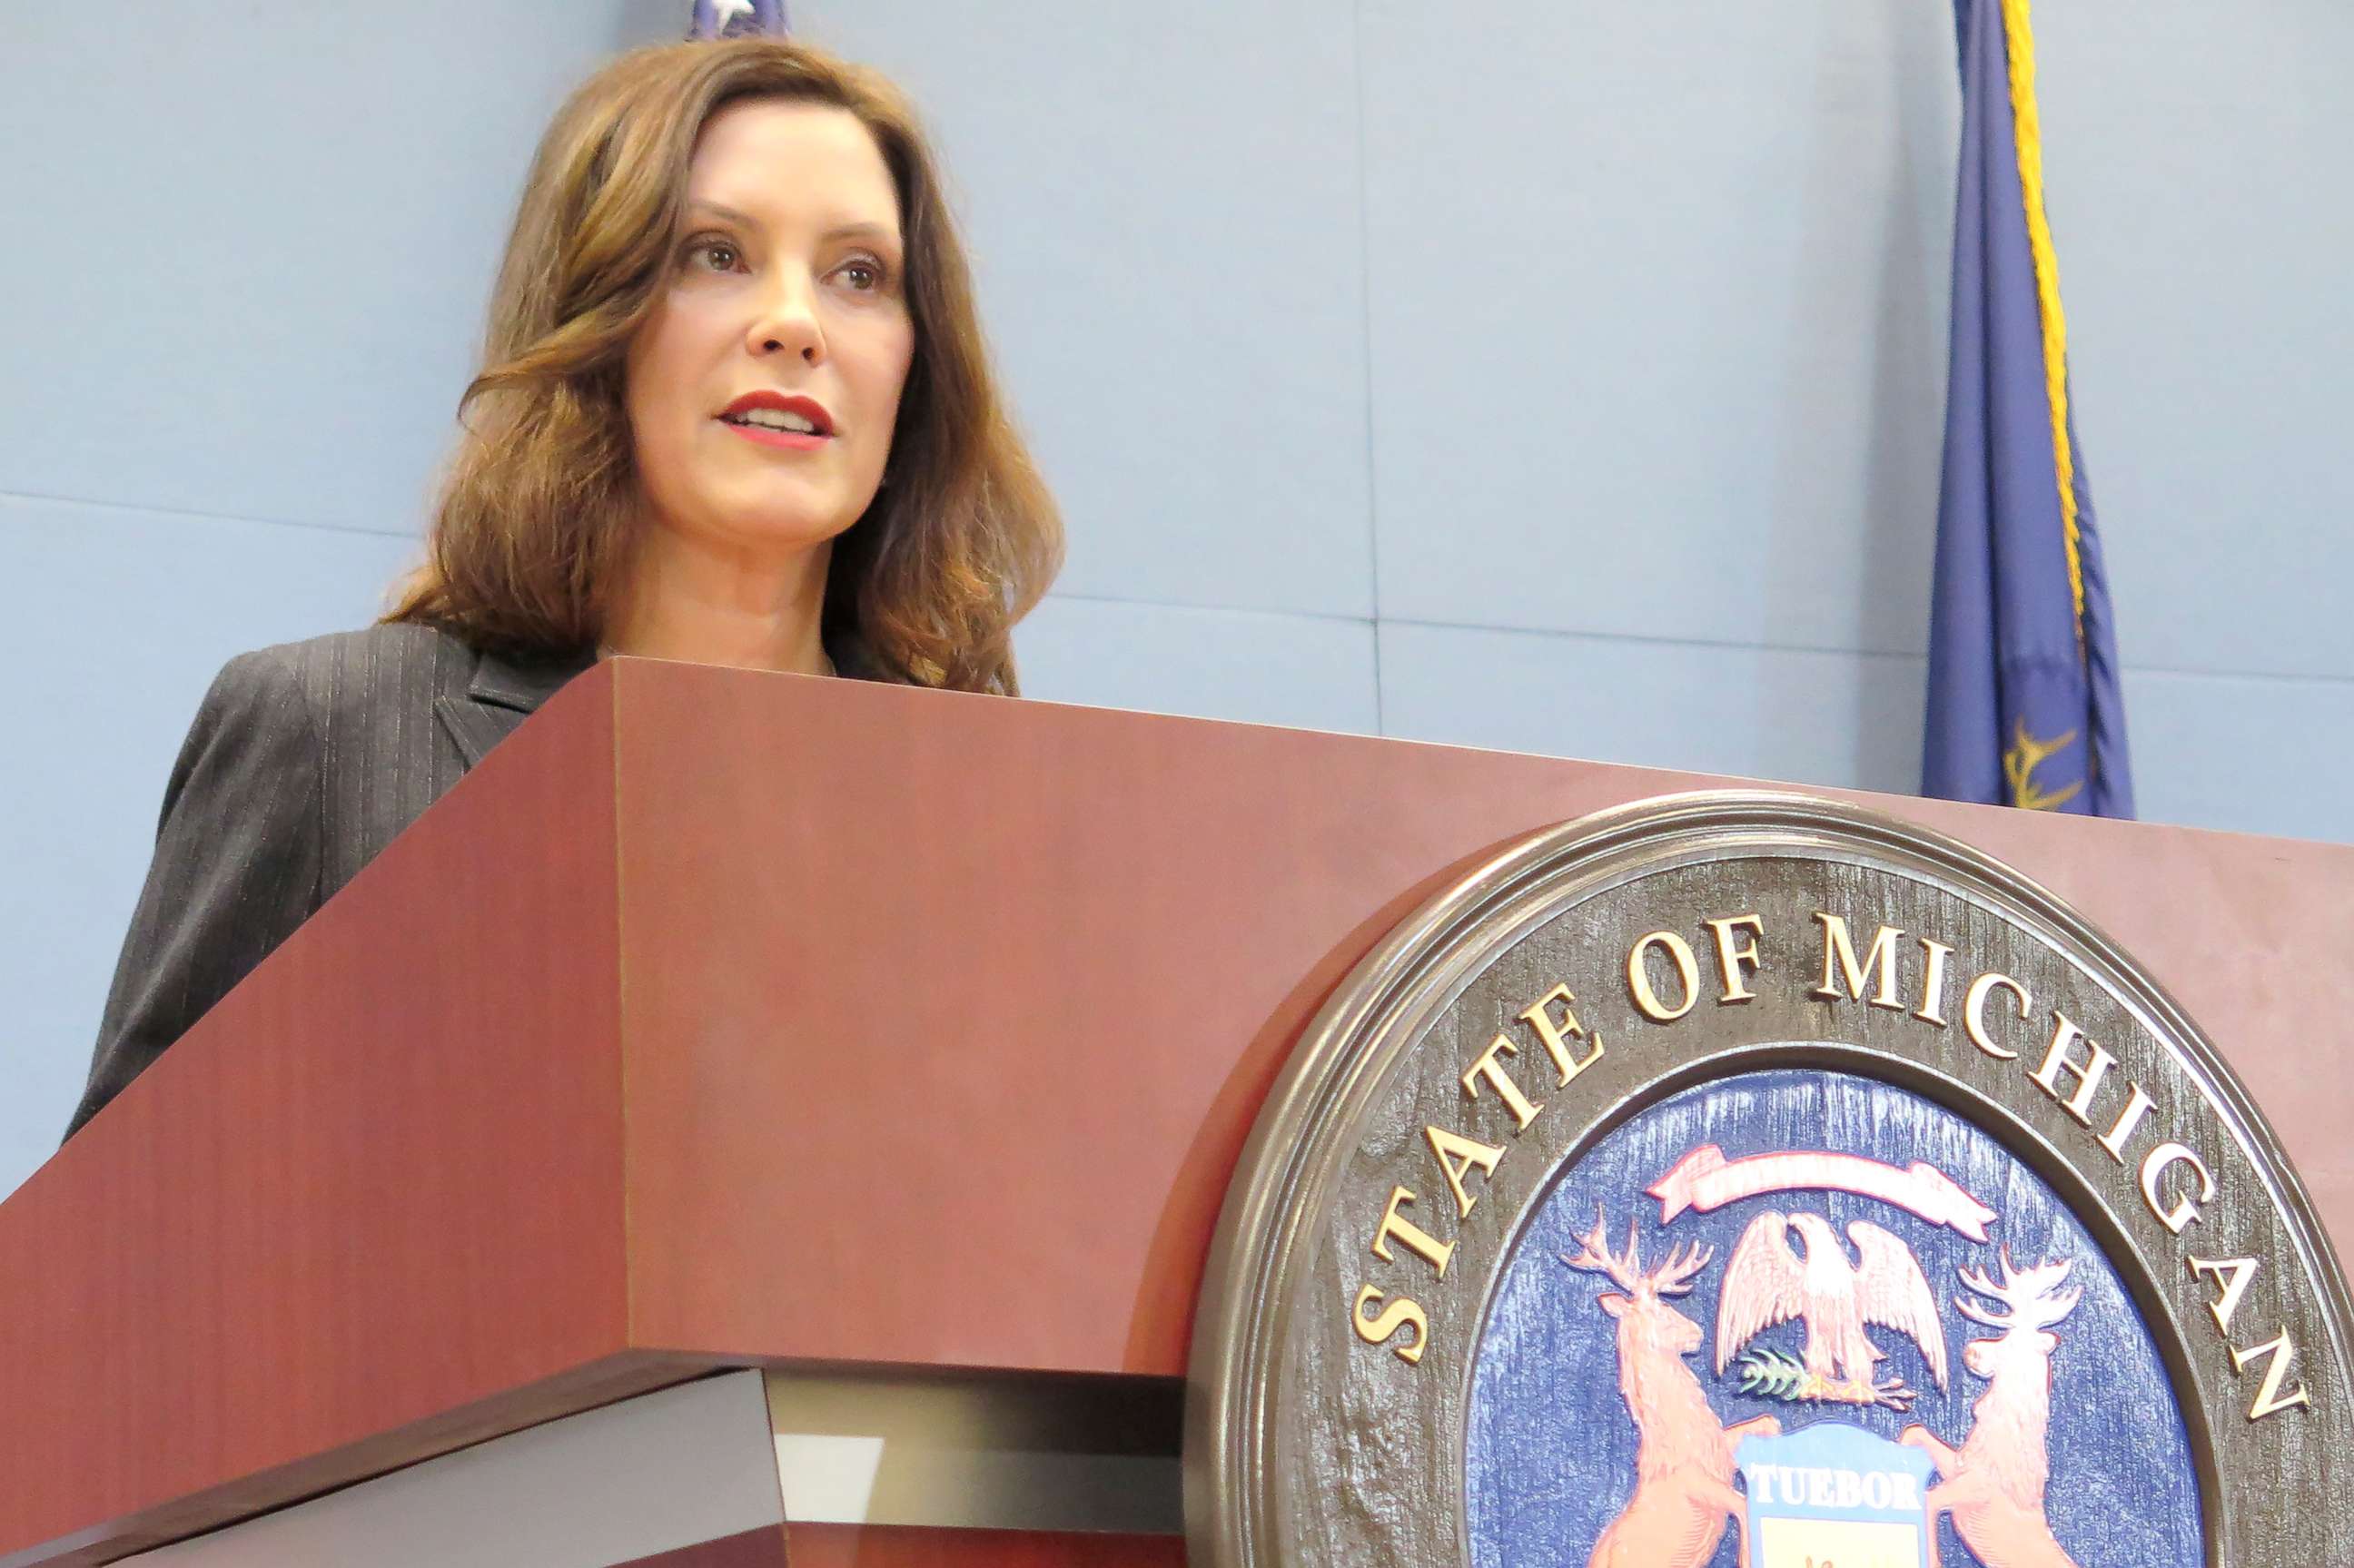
[1375,615,2354,687]
[0,488,419,544]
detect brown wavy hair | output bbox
[387,36,1060,693]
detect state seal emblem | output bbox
[1187,794,2354,1567]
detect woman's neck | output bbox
[604,529,835,676]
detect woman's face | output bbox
[625,98,915,573]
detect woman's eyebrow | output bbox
[684,200,899,247]
[684,199,759,230]
[824,222,903,249]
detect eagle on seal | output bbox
[1715,1210,1949,1391]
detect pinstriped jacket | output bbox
[64,623,596,1140]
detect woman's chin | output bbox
[745,513,856,553]
[675,500,858,557]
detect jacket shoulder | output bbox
[232,623,476,715]
[62,626,469,1141]
[213,626,483,888]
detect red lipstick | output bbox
[717,390,835,451]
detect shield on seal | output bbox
[1734,1424,1934,1568]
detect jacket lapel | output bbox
[434,645,597,770]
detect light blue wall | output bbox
[4,2,2349,1198]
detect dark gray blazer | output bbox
[64,623,595,1140]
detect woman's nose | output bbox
[747,273,826,365]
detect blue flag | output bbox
[1923,0,2132,817]
[689,0,789,39]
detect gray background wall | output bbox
[5,2,2349,1200]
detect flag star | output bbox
[712,0,754,26]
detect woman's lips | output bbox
[719,419,830,451]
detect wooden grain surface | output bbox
[3,660,2344,1561]
[0,682,638,1563]
[611,661,2354,1376]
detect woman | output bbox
[64,37,1061,1139]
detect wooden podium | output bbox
[3,661,2346,1565]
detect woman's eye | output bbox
[685,238,740,272]
[838,258,887,291]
